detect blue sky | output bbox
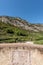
[0,0,43,23]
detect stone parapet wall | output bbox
[0,43,43,65]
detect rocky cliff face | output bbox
[0,16,43,32]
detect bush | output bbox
[17,32,27,36]
[7,29,14,34]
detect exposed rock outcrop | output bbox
[0,16,43,32]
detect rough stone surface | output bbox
[0,43,43,65]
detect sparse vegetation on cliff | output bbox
[0,16,43,44]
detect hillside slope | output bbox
[0,16,43,44]
[0,16,43,32]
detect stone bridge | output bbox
[0,43,43,65]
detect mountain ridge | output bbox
[0,16,43,32]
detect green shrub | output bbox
[7,29,14,34]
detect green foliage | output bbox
[17,31,28,36]
[34,40,43,45]
[7,29,14,34]
[0,22,43,44]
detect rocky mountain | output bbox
[0,16,43,44]
[0,16,43,32]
